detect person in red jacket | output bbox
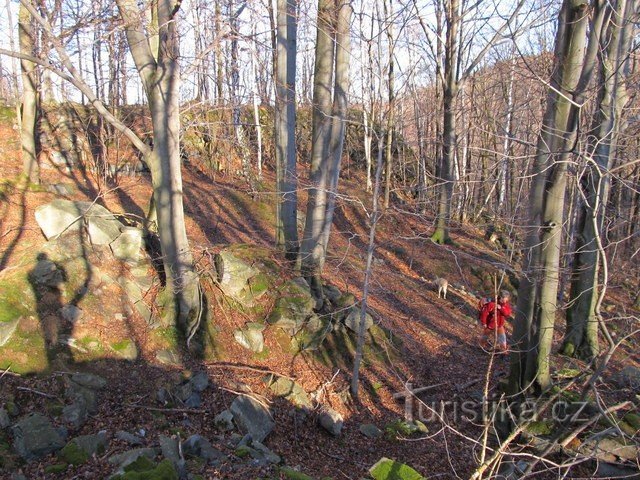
[479,290,513,352]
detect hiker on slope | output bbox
[479,290,513,352]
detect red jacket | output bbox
[480,300,512,329]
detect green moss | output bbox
[112,459,178,480]
[111,339,132,352]
[524,420,554,436]
[60,441,89,465]
[235,445,251,458]
[45,463,69,474]
[623,412,640,430]
[385,420,420,440]
[280,466,315,480]
[369,457,425,480]
[253,346,270,361]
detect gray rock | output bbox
[264,375,312,409]
[158,434,180,464]
[63,397,89,429]
[580,437,639,463]
[116,430,145,446]
[0,317,20,347]
[323,284,342,305]
[71,373,107,390]
[68,431,109,456]
[60,305,83,324]
[214,250,266,307]
[31,257,64,287]
[0,408,10,429]
[233,323,265,353]
[230,395,275,443]
[11,413,66,460]
[182,434,225,464]
[155,349,182,367]
[267,279,316,335]
[110,227,143,263]
[214,410,235,432]
[108,447,158,470]
[35,200,123,245]
[66,380,98,412]
[236,437,281,466]
[184,392,202,408]
[173,381,194,403]
[359,423,382,439]
[110,339,138,361]
[190,371,209,392]
[47,183,75,196]
[318,407,343,436]
[344,307,374,333]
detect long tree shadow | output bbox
[0,180,29,272]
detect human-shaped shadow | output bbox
[28,253,73,369]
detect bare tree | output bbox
[19,1,39,183]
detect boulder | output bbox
[264,374,312,409]
[158,434,180,464]
[110,339,138,361]
[0,317,20,347]
[11,413,67,460]
[0,408,10,429]
[267,279,316,335]
[214,410,235,431]
[116,431,145,446]
[182,434,225,464]
[35,200,123,245]
[230,395,275,443]
[65,431,109,457]
[344,307,374,333]
[318,407,343,436]
[63,397,89,429]
[71,372,107,390]
[214,250,268,307]
[359,423,383,439]
[189,371,209,392]
[234,323,265,353]
[110,227,144,263]
[108,447,158,470]
[369,457,426,480]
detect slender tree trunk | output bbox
[431,0,459,244]
[509,0,601,395]
[383,0,394,210]
[116,0,201,342]
[19,2,39,183]
[274,0,299,260]
[563,0,636,360]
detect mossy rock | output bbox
[369,457,425,480]
[45,463,69,474]
[60,441,89,465]
[110,339,138,361]
[112,458,178,480]
[280,466,315,480]
[524,420,554,436]
[623,412,640,431]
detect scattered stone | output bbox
[323,284,342,305]
[116,431,145,446]
[11,413,67,461]
[318,407,343,436]
[369,457,426,480]
[190,371,209,392]
[71,372,107,390]
[344,307,374,333]
[0,408,10,429]
[214,410,235,432]
[63,397,89,429]
[0,317,20,347]
[66,379,98,412]
[264,374,312,409]
[360,423,383,439]
[230,395,275,443]
[110,227,143,263]
[155,349,182,367]
[108,447,158,468]
[233,323,265,353]
[236,436,281,466]
[156,387,169,405]
[172,380,194,403]
[65,431,108,458]
[59,305,83,324]
[182,434,225,464]
[280,466,314,480]
[580,437,639,463]
[158,434,180,464]
[184,392,202,408]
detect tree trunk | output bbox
[509,0,602,395]
[19,3,39,183]
[563,0,635,360]
[383,0,394,210]
[431,0,459,244]
[274,0,299,261]
[116,0,201,343]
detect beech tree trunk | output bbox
[19,2,39,183]
[116,0,201,340]
[509,0,603,394]
[274,0,299,261]
[563,0,636,360]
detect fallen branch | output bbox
[206,362,295,381]
[124,404,207,414]
[16,386,59,399]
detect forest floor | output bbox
[0,113,639,480]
